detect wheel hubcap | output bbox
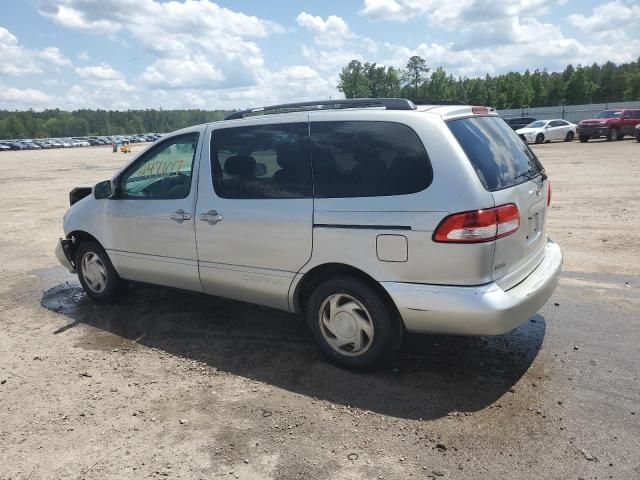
[81,252,107,293]
[318,293,374,356]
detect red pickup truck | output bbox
[577,109,640,142]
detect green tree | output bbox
[337,60,370,98]
[402,56,430,101]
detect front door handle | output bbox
[169,209,191,221]
[199,210,223,224]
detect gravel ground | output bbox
[0,138,639,479]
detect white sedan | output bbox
[516,119,576,144]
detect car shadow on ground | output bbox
[41,280,546,421]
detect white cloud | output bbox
[76,63,124,81]
[296,12,357,48]
[568,1,640,33]
[0,27,72,76]
[140,56,225,89]
[359,0,563,24]
[38,0,282,93]
[77,50,89,61]
[0,83,52,106]
[295,11,377,83]
[39,47,72,68]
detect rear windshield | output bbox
[448,116,544,191]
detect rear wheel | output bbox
[565,131,574,142]
[636,131,640,142]
[606,128,619,141]
[76,241,128,302]
[579,135,589,143]
[306,276,402,369]
[535,133,544,144]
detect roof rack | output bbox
[224,98,417,120]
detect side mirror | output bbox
[94,180,115,199]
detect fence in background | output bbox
[496,101,640,124]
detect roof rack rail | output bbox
[224,98,417,120]
[418,100,466,105]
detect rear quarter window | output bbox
[448,116,544,191]
[310,121,432,198]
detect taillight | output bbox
[433,204,520,243]
[547,182,552,206]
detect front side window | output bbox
[211,123,312,199]
[120,133,198,199]
[310,121,432,198]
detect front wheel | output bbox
[535,133,544,144]
[579,135,589,143]
[306,277,402,369]
[76,241,128,302]
[606,128,619,142]
[565,131,574,142]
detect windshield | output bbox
[528,121,547,128]
[596,111,621,118]
[448,116,544,191]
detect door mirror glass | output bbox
[94,180,113,199]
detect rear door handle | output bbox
[199,210,223,224]
[169,209,191,221]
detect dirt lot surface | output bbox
[1,139,639,479]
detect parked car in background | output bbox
[2,142,23,150]
[56,99,562,369]
[577,109,640,142]
[0,144,9,152]
[516,119,576,144]
[504,117,537,131]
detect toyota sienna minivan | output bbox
[56,99,562,369]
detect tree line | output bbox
[2,56,639,139]
[0,109,229,140]
[338,56,640,109]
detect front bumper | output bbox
[577,125,608,138]
[519,133,536,143]
[55,239,76,273]
[383,239,562,335]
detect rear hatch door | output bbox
[448,115,549,288]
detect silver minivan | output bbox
[56,99,562,369]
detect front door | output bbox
[105,131,203,291]
[195,119,313,311]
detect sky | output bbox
[1,0,639,111]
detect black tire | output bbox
[579,135,589,143]
[535,133,544,144]
[76,241,128,302]
[565,131,574,142]
[306,276,403,370]
[636,132,640,143]
[606,128,619,142]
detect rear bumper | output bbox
[383,239,562,335]
[55,239,76,273]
